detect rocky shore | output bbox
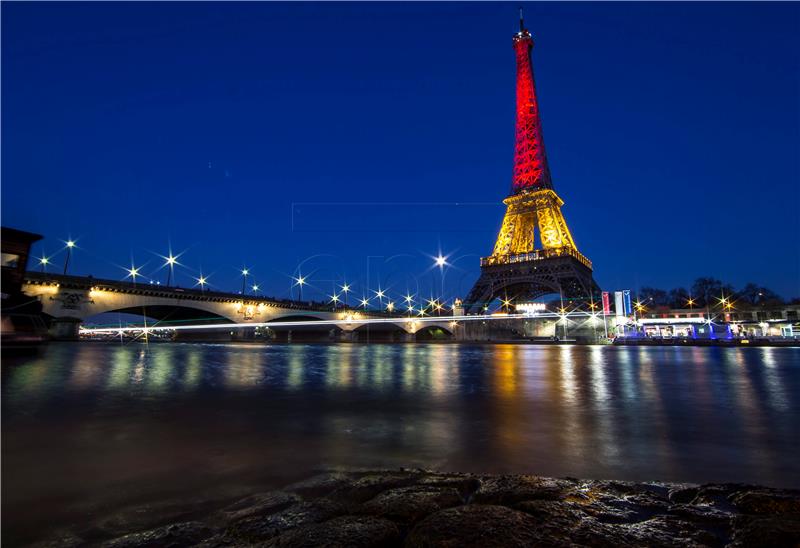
[36,469,800,547]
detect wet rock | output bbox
[667,503,733,524]
[264,515,401,547]
[360,485,464,524]
[688,484,749,510]
[405,504,554,547]
[216,491,301,523]
[327,472,422,504]
[472,475,569,505]
[284,472,354,499]
[415,474,482,502]
[729,514,800,547]
[618,515,720,547]
[669,485,700,504]
[729,489,800,515]
[101,521,214,548]
[225,498,346,542]
[23,470,800,548]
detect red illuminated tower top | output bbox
[511,9,553,194]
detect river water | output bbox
[3,342,799,541]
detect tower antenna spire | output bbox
[519,6,525,32]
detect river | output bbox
[3,342,799,542]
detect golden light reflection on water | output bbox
[3,343,799,487]
[225,349,265,388]
[68,345,105,390]
[286,346,305,390]
[107,347,133,389]
[183,350,202,390]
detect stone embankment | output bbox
[38,469,800,547]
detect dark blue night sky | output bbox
[3,2,798,303]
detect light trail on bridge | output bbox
[79,312,604,335]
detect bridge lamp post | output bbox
[39,256,50,273]
[241,269,249,295]
[252,283,259,295]
[340,283,351,308]
[387,301,395,313]
[330,293,340,310]
[197,275,208,293]
[127,266,141,287]
[360,297,370,310]
[434,254,448,298]
[294,275,306,301]
[374,288,385,309]
[165,255,178,286]
[63,240,76,275]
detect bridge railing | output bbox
[480,247,592,269]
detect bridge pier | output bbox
[49,317,82,340]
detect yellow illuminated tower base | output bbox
[464,187,598,313]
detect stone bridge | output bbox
[22,272,456,342]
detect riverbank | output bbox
[32,469,800,547]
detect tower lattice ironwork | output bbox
[464,12,600,313]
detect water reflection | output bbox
[2,342,799,536]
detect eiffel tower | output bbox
[464,11,600,314]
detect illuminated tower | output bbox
[464,12,599,313]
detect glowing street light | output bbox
[360,296,370,309]
[387,301,395,312]
[126,265,141,285]
[38,256,50,273]
[374,288,385,308]
[293,275,307,301]
[252,284,260,294]
[433,253,449,297]
[330,293,341,306]
[63,239,76,274]
[241,268,250,295]
[340,283,351,307]
[164,254,179,286]
[196,275,208,292]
